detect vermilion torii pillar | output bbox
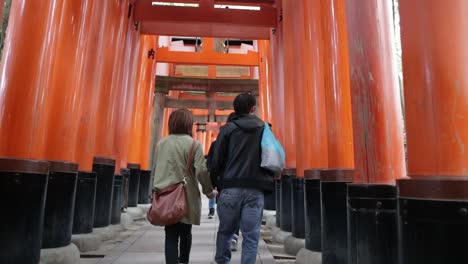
[257,40,273,124]
[345,0,406,264]
[322,0,354,170]
[282,0,329,255]
[93,0,130,166]
[315,0,355,263]
[269,0,285,147]
[140,59,157,171]
[0,0,56,158]
[115,16,145,172]
[258,40,279,211]
[398,1,468,263]
[281,1,296,171]
[276,0,302,249]
[75,0,114,171]
[128,35,155,168]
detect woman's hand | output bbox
[207,189,219,199]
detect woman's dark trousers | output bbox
[165,222,192,264]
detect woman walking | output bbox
[152,109,217,264]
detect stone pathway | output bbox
[88,197,275,264]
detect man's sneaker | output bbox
[208,208,215,219]
[231,238,238,251]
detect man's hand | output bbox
[207,189,219,199]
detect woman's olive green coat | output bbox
[152,134,214,225]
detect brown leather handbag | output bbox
[147,140,196,226]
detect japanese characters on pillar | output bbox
[346,0,406,184]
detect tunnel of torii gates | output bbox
[0,0,467,263]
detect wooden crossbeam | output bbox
[134,0,276,27]
[140,21,271,39]
[134,0,276,39]
[156,47,259,66]
[194,115,229,123]
[214,0,275,4]
[165,98,233,110]
[156,76,259,94]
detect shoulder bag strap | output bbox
[184,140,197,179]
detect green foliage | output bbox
[0,0,12,60]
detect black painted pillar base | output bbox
[138,169,151,204]
[264,188,276,211]
[304,169,322,252]
[280,168,296,232]
[127,163,141,207]
[93,157,115,228]
[42,161,78,249]
[111,175,123,224]
[321,169,353,264]
[120,168,130,209]
[72,171,97,235]
[0,159,49,264]
[347,184,397,264]
[398,177,468,264]
[275,178,281,227]
[292,177,305,238]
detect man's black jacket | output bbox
[206,140,217,185]
[210,114,274,193]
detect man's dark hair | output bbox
[233,93,256,115]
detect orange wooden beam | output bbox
[156,47,260,66]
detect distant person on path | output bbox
[152,109,218,264]
[211,94,274,264]
[206,148,217,219]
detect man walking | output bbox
[211,94,274,264]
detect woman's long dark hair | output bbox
[168,109,194,137]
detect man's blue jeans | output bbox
[215,188,264,264]
[209,197,216,209]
